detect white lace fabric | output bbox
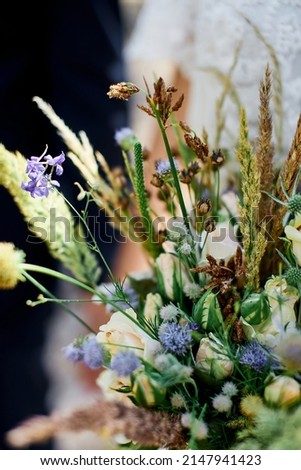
[125,0,301,156]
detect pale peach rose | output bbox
[96,369,131,403]
[96,308,161,361]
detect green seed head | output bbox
[285,267,301,286]
[287,194,301,214]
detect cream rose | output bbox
[200,220,239,264]
[242,276,299,347]
[96,369,131,403]
[196,333,234,381]
[143,293,163,322]
[284,213,301,265]
[264,375,301,407]
[96,308,161,362]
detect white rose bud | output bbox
[143,293,163,322]
[284,213,301,265]
[264,375,301,407]
[156,252,190,301]
[196,334,234,381]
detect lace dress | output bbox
[125,0,301,158]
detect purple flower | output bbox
[110,350,141,377]
[25,156,45,179]
[82,336,104,369]
[21,150,64,198]
[44,151,65,175]
[239,341,272,372]
[158,322,192,356]
[63,342,84,363]
[21,176,50,198]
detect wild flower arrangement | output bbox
[1,64,301,450]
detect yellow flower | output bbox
[0,242,25,289]
[240,395,263,418]
[284,213,301,265]
[264,375,301,408]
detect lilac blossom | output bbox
[44,151,65,175]
[21,150,65,198]
[82,336,104,369]
[63,342,84,363]
[110,350,141,377]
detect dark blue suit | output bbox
[0,0,128,449]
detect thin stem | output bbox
[22,271,95,333]
[57,189,115,280]
[20,263,157,339]
[153,106,190,231]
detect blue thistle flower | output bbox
[110,350,141,377]
[82,336,104,369]
[239,341,272,372]
[158,322,192,356]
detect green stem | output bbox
[58,190,114,280]
[213,169,221,217]
[21,263,99,296]
[153,107,190,231]
[22,271,95,333]
[20,263,157,339]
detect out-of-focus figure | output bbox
[125,0,301,158]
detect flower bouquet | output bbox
[1,65,301,450]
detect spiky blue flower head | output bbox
[63,342,84,363]
[110,350,141,377]
[158,322,192,356]
[239,341,272,372]
[82,335,104,369]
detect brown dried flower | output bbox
[138,77,184,125]
[107,82,140,100]
[6,399,187,449]
[196,199,212,216]
[210,149,225,170]
[204,217,216,233]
